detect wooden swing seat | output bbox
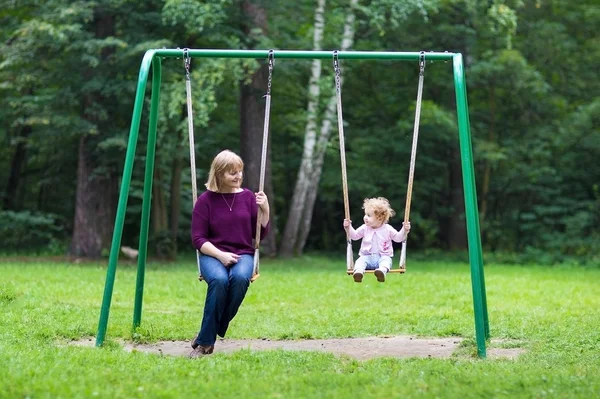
[346,268,405,275]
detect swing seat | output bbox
[198,273,260,282]
[346,268,405,275]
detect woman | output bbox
[190,149,270,358]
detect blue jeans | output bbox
[194,254,254,346]
[353,254,392,273]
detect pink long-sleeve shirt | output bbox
[348,223,408,257]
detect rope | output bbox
[400,51,426,270]
[183,49,203,279]
[253,50,275,277]
[333,51,354,272]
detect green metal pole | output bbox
[460,69,490,340]
[152,49,456,61]
[133,56,162,328]
[95,50,156,347]
[458,59,490,340]
[453,54,489,358]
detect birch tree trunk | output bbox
[279,0,326,257]
[296,0,359,253]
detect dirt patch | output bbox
[72,336,524,360]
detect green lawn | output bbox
[1,256,599,398]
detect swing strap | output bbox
[183,49,204,280]
[252,50,275,279]
[333,51,354,273]
[400,51,426,270]
[254,50,274,251]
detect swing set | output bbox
[96,49,490,358]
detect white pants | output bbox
[354,254,392,273]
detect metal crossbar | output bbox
[154,49,455,60]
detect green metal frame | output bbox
[95,49,490,358]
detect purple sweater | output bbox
[191,188,270,256]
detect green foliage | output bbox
[0,258,599,397]
[356,0,440,35]
[486,2,520,49]
[0,0,598,263]
[0,211,65,253]
[162,0,231,32]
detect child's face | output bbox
[363,210,383,228]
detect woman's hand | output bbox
[255,191,269,212]
[255,191,270,228]
[218,252,240,267]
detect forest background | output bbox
[1,0,598,265]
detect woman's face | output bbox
[220,168,243,192]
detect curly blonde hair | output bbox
[205,150,244,192]
[363,197,395,224]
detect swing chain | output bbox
[266,49,275,96]
[183,48,191,81]
[333,50,341,94]
[419,51,425,76]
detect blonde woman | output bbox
[190,150,270,358]
[343,197,410,283]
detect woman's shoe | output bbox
[189,344,214,358]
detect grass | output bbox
[0,255,599,398]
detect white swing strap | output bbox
[252,50,275,280]
[183,49,203,280]
[400,51,426,270]
[333,50,354,273]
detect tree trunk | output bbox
[480,83,496,225]
[279,0,326,257]
[69,10,118,258]
[151,161,175,259]
[70,136,118,257]
[447,145,468,249]
[240,0,276,255]
[296,0,359,253]
[151,161,168,232]
[3,125,31,210]
[169,146,183,255]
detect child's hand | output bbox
[403,221,411,233]
[343,219,351,230]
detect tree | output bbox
[239,0,277,255]
[280,0,441,256]
[71,6,120,257]
[0,0,168,257]
[279,0,359,256]
[279,0,328,257]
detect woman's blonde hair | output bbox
[363,197,395,224]
[205,150,244,192]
